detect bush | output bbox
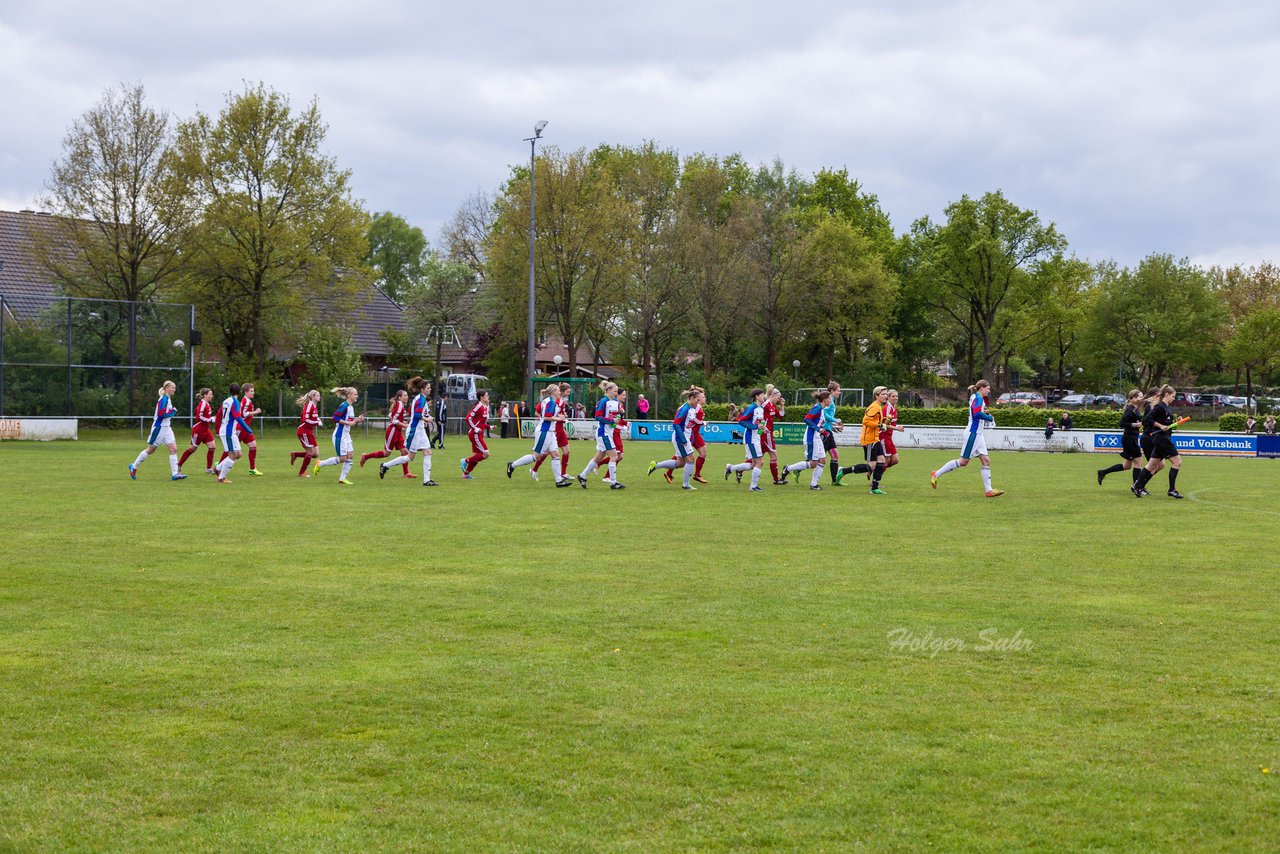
[1219,413,1246,432]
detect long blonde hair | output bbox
[331,386,357,399]
[157,380,175,398]
[295,389,318,407]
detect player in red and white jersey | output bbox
[461,390,491,478]
[603,389,629,483]
[359,389,411,477]
[239,383,264,475]
[761,384,786,484]
[289,389,323,477]
[178,387,218,474]
[881,389,904,472]
[531,382,573,479]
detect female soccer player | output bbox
[508,384,570,486]
[603,389,629,483]
[577,381,625,489]
[823,381,842,484]
[929,380,1004,497]
[461,389,491,479]
[530,382,573,480]
[1097,389,1145,486]
[360,389,411,477]
[725,388,767,491]
[129,380,186,481]
[835,385,889,494]
[178,387,217,474]
[1132,384,1185,498]
[882,389,903,471]
[780,389,830,490]
[214,382,253,484]
[762,385,785,484]
[648,386,704,490]
[239,383,264,475]
[290,389,322,477]
[313,387,365,484]
[379,376,438,486]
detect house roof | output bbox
[307,281,412,358]
[0,209,65,322]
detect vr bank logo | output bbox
[1094,433,1122,449]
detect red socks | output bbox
[178,446,196,468]
[770,460,779,481]
[248,447,256,469]
[695,455,706,477]
[206,447,215,469]
[464,454,483,473]
[531,456,543,472]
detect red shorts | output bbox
[555,425,569,446]
[297,426,316,449]
[470,433,489,455]
[237,426,255,443]
[760,430,776,452]
[882,435,897,455]
[612,429,623,453]
[191,425,214,445]
[692,432,706,450]
[385,427,405,451]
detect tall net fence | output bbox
[0,295,194,421]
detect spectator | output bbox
[1244,413,1257,434]
[575,402,586,419]
[726,402,739,422]
[1044,416,1056,442]
[500,402,511,438]
[1060,411,1073,431]
[433,395,448,448]
[1264,414,1277,435]
[637,394,650,420]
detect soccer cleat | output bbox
[930,471,938,490]
[171,473,187,481]
[663,469,674,485]
[682,484,697,491]
[402,473,416,479]
[870,488,886,495]
[530,469,539,482]
[424,480,439,487]
[809,484,822,491]
[749,486,764,492]
[378,463,388,480]
[338,479,354,485]
[1097,469,1105,486]
[129,464,137,480]
[834,467,846,485]
[460,459,467,474]
[647,461,657,477]
[577,474,588,489]
[985,489,1005,498]
[1168,490,1185,499]
[312,461,320,477]
[506,461,515,478]
[555,479,572,488]
[249,469,263,476]
[779,469,790,484]
[359,457,368,468]
[205,468,217,475]
[610,482,626,490]
[693,475,708,484]
[462,472,473,480]
[725,464,733,481]
[773,479,786,485]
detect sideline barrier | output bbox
[0,418,78,440]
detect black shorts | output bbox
[1121,436,1142,461]
[1140,434,1154,460]
[1151,434,1179,460]
[822,432,837,452]
[864,442,885,461]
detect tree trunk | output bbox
[702,330,712,378]
[642,333,652,393]
[1246,365,1253,414]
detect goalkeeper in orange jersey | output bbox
[835,386,890,494]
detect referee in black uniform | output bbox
[1133,385,1185,499]
[1097,389,1145,486]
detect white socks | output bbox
[217,457,235,479]
[422,456,432,482]
[654,459,679,470]
[581,460,599,477]
[317,457,340,468]
[133,450,149,468]
[384,454,411,468]
[981,466,992,492]
[811,465,824,487]
[553,457,563,480]
[750,468,761,488]
[340,461,352,480]
[936,459,961,477]
[513,454,536,468]
[730,462,752,473]
[683,462,694,487]
[786,461,809,473]
[608,461,617,481]
[168,454,178,476]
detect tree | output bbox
[297,325,364,390]
[365,212,426,303]
[440,190,495,279]
[1022,255,1095,391]
[749,160,807,373]
[35,82,195,409]
[403,254,476,398]
[169,82,369,371]
[1224,308,1280,412]
[916,191,1066,384]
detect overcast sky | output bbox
[2,1,1278,268]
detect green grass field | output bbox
[1,431,1277,851]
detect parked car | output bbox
[994,391,1046,407]
[1057,393,1096,407]
[1092,393,1127,408]
[1196,393,1233,408]
[1045,388,1073,403]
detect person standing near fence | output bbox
[434,394,448,448]
[637,394,650,420]
[129,380,186,481]
[178,387,217,475]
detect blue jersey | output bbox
[804,403,824,438]
[407,393,429,442]
[738,403,762,432]
[968,393,994,433]
[821,400,837,431]
[153,394,176,429]
[538,396,556,436]
[673,402,691,433]
[220,395,250,440]
[333,401,351,442]
[594,397,617,437]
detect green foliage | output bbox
[297,326,364,391]
[1219,413,1246,432]
[365,212,427,304]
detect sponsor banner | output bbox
[0,418,78,440]
[898,426,1096,454]
[518,418,598,440]
[1093,431,1256,456]
[1257,435,1280,458]
[629,420,744,444]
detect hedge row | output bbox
[696,402,1124,430]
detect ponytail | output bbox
[157,380,175,398]
[196,387,211,401]
[295,389,317,407]
[331,386,355,398]
[968,380,990,394]
[406,375,425,393]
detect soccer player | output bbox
[725,388,767,491]
[823,381,843,484]
[214,382,253,484]
[508,384,570,486]
[380,376,437,486]
[238,383,264,475]
[313,387,365,484]
[648,386,704,490]
[931,381,998,496]
[530,382,573,480]
[762,385,785,484]
[361,389,411,477]
[577,381,625,489]
[1131,384,1185,499]
[780,389,830,490]
[178,387,217,474]
[603,389,628,483]
[460,389,491,479]
[882,389,903,472]
[129,380,186,481]
[290,389,322,477]
[930,380,1003,497]
[1097,389,1145,487]
[835,385,889,494]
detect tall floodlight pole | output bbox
[526,120,548,405]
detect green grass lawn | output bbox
[1,431,1277,851]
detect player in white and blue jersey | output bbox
[930,379,1003,497]
[313,386,365,484]
[129,380,186,481]
[507,385,571,487]
[577,381,625,489]
[781,389,830,489]
[725,388,767,491]
[648,386,705,490]
[379,376,438,486]
[213,382,253,483]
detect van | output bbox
[445,373,488,401]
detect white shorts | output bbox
[148,423,175,448]
[804,430,827,462]
[672,431,692,457]
[533,427,556,455]
[595,432,616,454]
[961,430,988,459]
[407,426,430,453]
[744,431,761,460]
[333,431,353,456]
[220,430,241,454]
